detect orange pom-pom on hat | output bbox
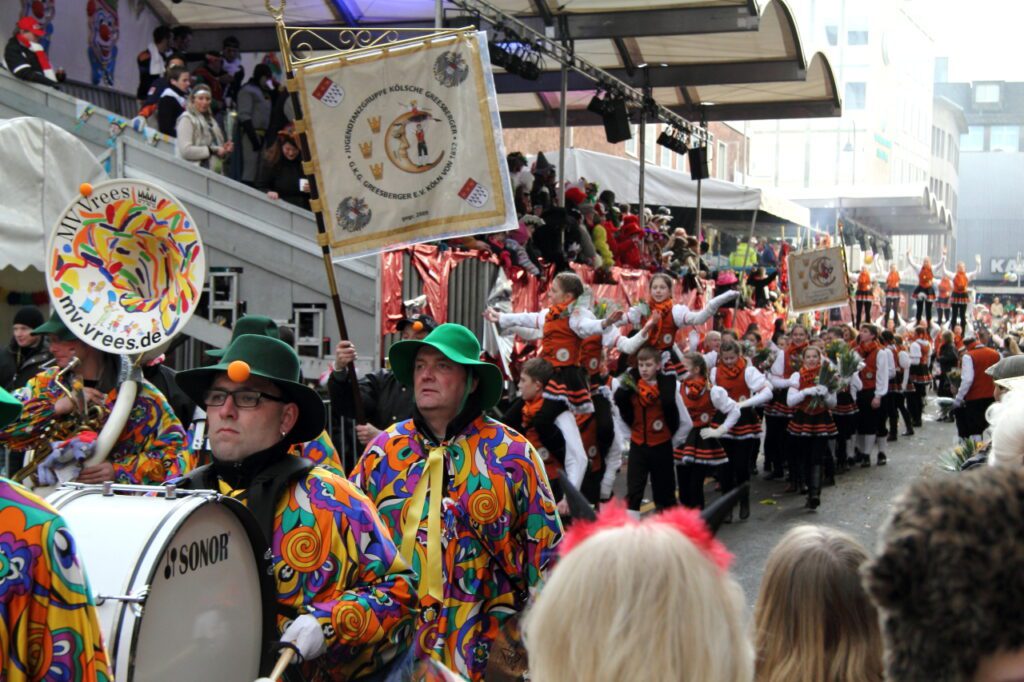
[226,360,251,383]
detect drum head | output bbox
[131,501,264,681]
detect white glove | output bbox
[736,398,753,410]
[282,614,327,662]
[700,426,726,439]
[814,385,829,396]
[953,397,965,409]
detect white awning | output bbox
[550,147,810,226]
[784,184,953,236]
[0,117,108,272]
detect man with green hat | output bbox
[173,334,417,680]
[188,314,344,475]
[350,323,562,681]
[0,312,187,484]
[0,385,111,679]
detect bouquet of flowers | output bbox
[939,437,987,472]
[947,368,962,392]
[808,362,840,410]
[752,346,776,372]
[616,370,638,393]
[825,340,862,382]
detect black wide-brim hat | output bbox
[176,334,325,444]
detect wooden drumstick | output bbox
[254,648,295,682]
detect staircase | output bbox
[0,69,381,375]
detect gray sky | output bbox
[922,0,1024,83]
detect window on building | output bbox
[825,25,838,46]
[660,137,673,169]
[847,30,869,45]
[974,83,1001,104]
[625,125,638,157]
[716,141,728,179]
[644,124,656,162]
[990,125,1020,152]
[845,82,866,110]
[961,126,984,152]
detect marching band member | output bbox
[767,326,808,490]
[351,324,562,681]
[0,313,187,484]
[712,339,772,520]
[613,345,690,512]
[854,266,874,328]
[0,386,110,681]
[883,263,902,324]
[830,333,860,474]
[907,325,933,428]
[906,249,945,327]
[676,352,740,511]
[503,357,587,513]
[853,324,889,467]
[883,331,915,440]
[484,272,621,465]
[577,328,624,505]
[936,273,952,326]
[175,334,418,680]
[621,273,738,375]
[953,336,1001,439]
[874,333,896,464]
[943,256,982,331]
[785,344,838,509]
[192,315,345,474]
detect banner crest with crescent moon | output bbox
[293,30,515,259]
[786,246,850,314]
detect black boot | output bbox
[806,464,822,510]
[861,452,872,468]
[877,451,887,466]
[902,428,915,436]
[739,488,750,520]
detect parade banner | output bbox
[786,246,848,313]
[293,30,516,259]
[46,179,205,354]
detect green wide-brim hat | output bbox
[176,334,325,444]
[206,315,280,359]
[0,386,22,428]
[32,311,76,341]
[389,323,504,411]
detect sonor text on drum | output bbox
[164,532,230,579]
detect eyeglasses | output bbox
[202,388,286,409]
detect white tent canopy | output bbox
[0,117,108,272]
[548,147,810,227]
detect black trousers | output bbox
[907,383,926,424]
[677,461,733,510]
[626,441,676,511]
[884,297,900,322]
[763,415,789,474]
[955,397,994,439]
[915,299,934,326]
[856,299,872,328]
[580,467,605,506]
[887,391,914,434]
[936,303,949,325]
[951,302,968,329]
[722,438,754,492]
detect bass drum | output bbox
[48,485,275,681]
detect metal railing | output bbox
[59,78,138,119]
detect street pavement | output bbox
[616,403,960,606]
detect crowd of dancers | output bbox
[485,267,982,517]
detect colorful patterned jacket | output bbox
[350,414,563,681]
[1,367,188,484]
[183,456,418,681]
[187,419,346,475]
[0,479,111,681]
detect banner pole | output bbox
[268,1,366,424]
[837,216,856,325]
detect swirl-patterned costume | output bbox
[350,415,563,681]
[199,460,417,681]
[1,367,188,484]
[287,430,345,476]
[0,479,110,681]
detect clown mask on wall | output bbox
[87,0,118,86]
[22,0,55,50]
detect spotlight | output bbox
[587,89,607,116]
[518,47,542,81]
[488,40,508,68]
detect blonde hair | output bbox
[754,526,883,682]
[524,521,753,682]
[989,389,1024,467]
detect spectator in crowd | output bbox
[524,503,752,682]
[259,126,308,209]
[175,83,233,172]
[237,63,274,184]
[136,25,171,101]
[190,50,228,115]
[138,53,186,117]
[755,525,883,682]
[220,35,244,106]
[156,64,191,137]
[747,266,778,309]
[0,307,50,391]
[865,466,1024,682]
[5,16,64,87]
[170,25,193,59]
